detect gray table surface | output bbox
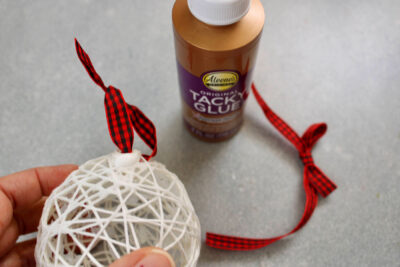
[1,0,399,266]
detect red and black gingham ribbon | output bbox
[75,39,157,160]
[206,83,337,250]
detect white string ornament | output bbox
[35,40,201,266]
[35,150,201,266]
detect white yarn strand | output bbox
[35,150,201,267]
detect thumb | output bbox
[110,247,175,267]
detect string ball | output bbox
[35,150,201,267]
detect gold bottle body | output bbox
[173,0,265,141]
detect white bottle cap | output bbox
[188,0,251,26]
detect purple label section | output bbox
[177,63,252,116]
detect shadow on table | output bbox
[198,238,293,266]
[244,113,309,212]
[157,111,233,185]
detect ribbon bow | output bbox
[298,124,336,197]
[75,39,157,160]
[206,84,337,250]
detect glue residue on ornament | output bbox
[35,151,201,267]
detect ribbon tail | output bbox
[206,177,319,251]
[305,165,337,198]
[75,39,107,91]
[251,83,304,151]
[295,174,319,230]
[127,104,157,160]
[206,233,282,251]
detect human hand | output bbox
[0,165,175,267]
[0,165,78,266]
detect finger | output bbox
[0,198,45,258]
[0,239,36,267]
[0,250,21,267]
[0,164,78,210]
[0,219,18,257]
[0,190,13,247]
[14,198,46,234]
[110,247,175,267]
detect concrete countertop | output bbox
[0,0,399,266]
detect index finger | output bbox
[0,164,78,211]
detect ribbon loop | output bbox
[298,123,336,197]
[298,123,326,165]
[301,123,327,149]
[75,39,157,160]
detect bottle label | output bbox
[177,63,251,117]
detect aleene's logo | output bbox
[202,71,239,91]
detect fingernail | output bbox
[134,248,175,267]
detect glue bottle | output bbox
[172,0,265,141]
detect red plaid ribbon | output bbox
[206,83,337,250]
[75,39,157,160]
